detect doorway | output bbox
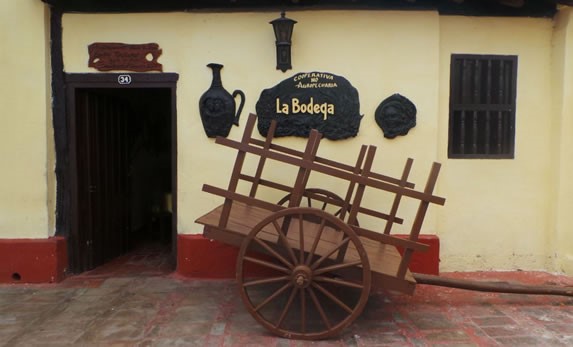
[65,73,178,274]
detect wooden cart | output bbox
[196,113,446,340]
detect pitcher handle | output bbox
[232,90,245,126]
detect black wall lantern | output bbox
[270,11,297,72]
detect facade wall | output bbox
[1,3,572,274]
[61,10,442,239]
[56,10,573,274]
[437,16,556,271]
[552,8,573,275]
[0,0,51,238]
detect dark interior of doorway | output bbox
[74,87,173,273]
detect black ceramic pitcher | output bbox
[199,63,245,138]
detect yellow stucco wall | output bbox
[0,1,51,238]
[437,16,557,271]
[552,8,573,275]
[62,11,442,239]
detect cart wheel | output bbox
[236,207,371,340]
[277,188,358,226]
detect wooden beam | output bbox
[414,273,573,298]
[497,0,524,8]
[39,0,557,17]
[49,6,68,238]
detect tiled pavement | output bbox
[1,250,573,346]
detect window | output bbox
[448,54,517,159]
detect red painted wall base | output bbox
[0,234,437,283]
[177,234,242,278]
[177,234,440,278]
[395,234,440,276]
[0,237,68,283]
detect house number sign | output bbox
[117,75,132,85]
[256,72,362,140]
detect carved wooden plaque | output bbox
[88,43,163,72]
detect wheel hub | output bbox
[292,265,313,288]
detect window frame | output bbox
[448,54,518,159]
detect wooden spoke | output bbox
[312,282,353,314]
[253,237,294,269]
[314,276,364,289]
[272,220,298,265]
[306,218,326,266]
[308,287,331,329]
[243,276,290,287]
[300,288,307,333]
[313,260,363,276]
[254,282,292,312]
[275,286,298,329]
[311,237,351,270]
[244,256,291,274]
[299,214,304,264]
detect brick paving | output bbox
[1,249,572,346]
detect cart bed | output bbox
[196,201,416,294]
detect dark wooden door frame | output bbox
[64,73,179,273]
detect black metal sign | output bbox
[375,94,416,139]
[256,72,362,140]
